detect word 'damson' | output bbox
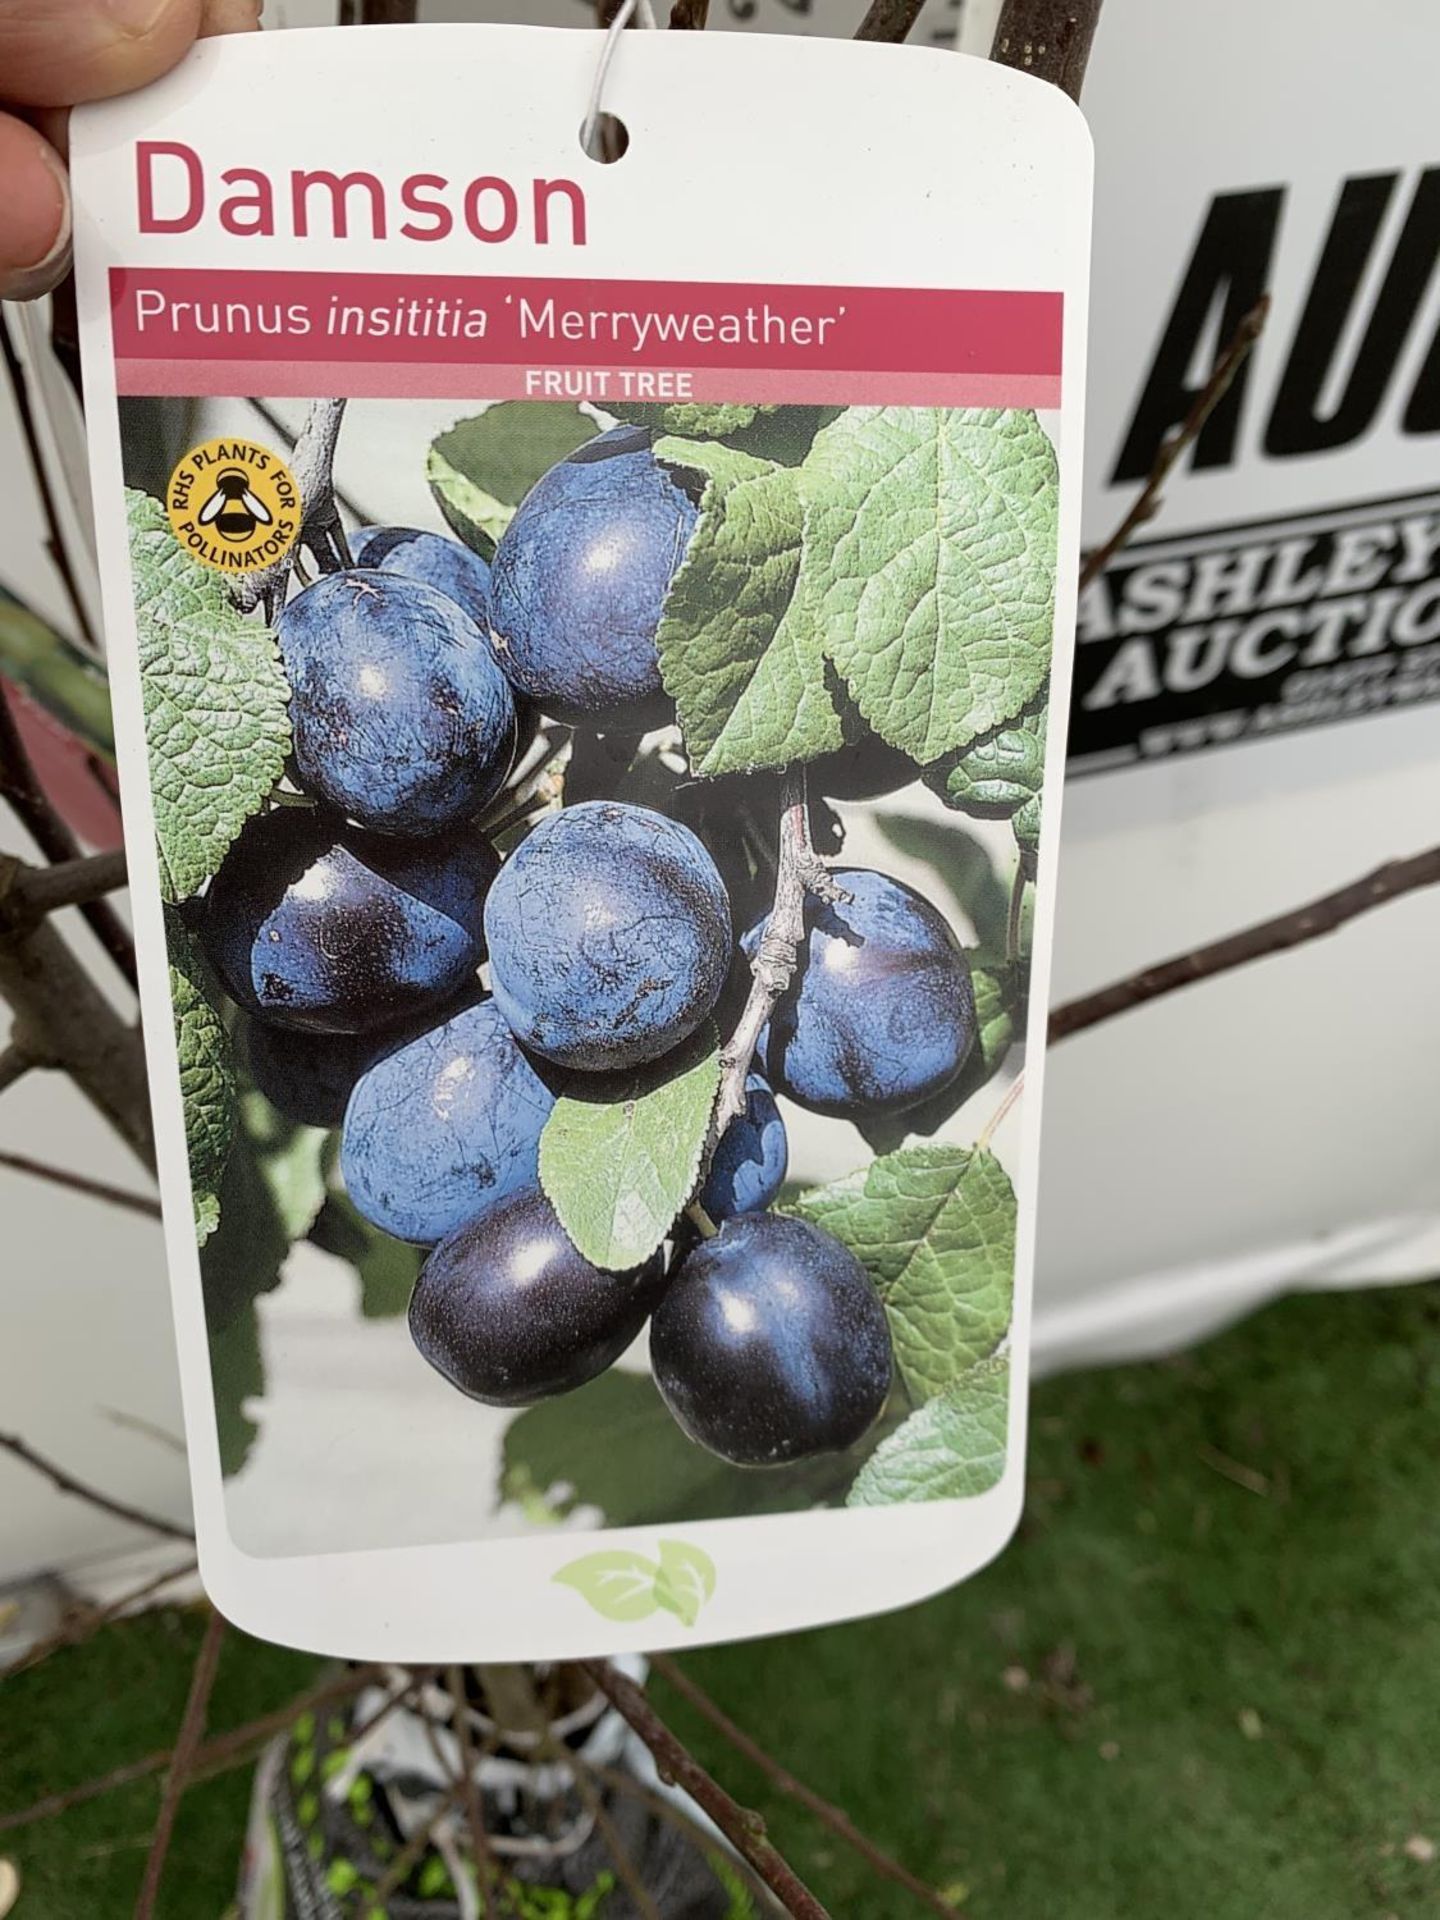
[136,142,588,247]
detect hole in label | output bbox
[581,112,631,164]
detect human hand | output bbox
[0,0,260,300]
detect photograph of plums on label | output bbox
[141,394,1050,1519]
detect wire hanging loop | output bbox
[581,0,659,161]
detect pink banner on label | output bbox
[109,268,1063,406]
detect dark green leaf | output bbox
[127,490,291,902]
[804,408,1058,763]
[653,437,842,777]
[165,910,236,1245]
[539,1024,721,1271]
[848,1356,1009,1506]
[501,1369,849,1527]
[792,1144,1015,1404]
[427,403,597,556]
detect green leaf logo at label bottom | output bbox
[553,1540,718,1627]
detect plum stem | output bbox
[976,1070,1025,1154]
[230,399,353,620]
[706,773,846,1156]
[685,1201,719,1239]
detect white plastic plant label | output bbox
[71,23,1090,1660]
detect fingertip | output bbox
[2,0,206,109]
[0,115,72,302]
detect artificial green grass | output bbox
[3,1281,1438,1917]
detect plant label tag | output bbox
[72,22,1091,1660]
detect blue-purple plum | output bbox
[203,807,496,1035]
[747,868,976,1117]
[698,1074,787,1220]
[340,998,555,1245]
[409,1188,665,1406]
[488,426,697,727]
[349,525,491,631]
[278,569,515,836]
[650,1214,892,1466]
[484,801,732,1072]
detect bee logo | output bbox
[166,439,300,575]
[198,468,274,544]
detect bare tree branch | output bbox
[0,1148,160,1219]
[0,695,138,992]
[579,1659,832,1920]
[0,1432,191,1542]
[1079,296,1270,591]
[446,1667,496,1920]
[0,1664,386,1835]
[1050,844,1440,1043]
[652,1652,958,1918]
[231,399,351,619]
[990,0,1105,101]
[9,849,129,921]
[0,1046,36,1095]
[0,902,154,1168]
[134,1608,226,1920]
[669,0,710,24]
[855,0,925,38]
[1,1559,197,1680]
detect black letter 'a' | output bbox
[1111,188,1284,485]
[1266,169,1440,455]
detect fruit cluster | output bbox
[197,427,981,1469]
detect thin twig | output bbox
[990,0,1104,102]
[1079,295,1270,590]
[0,1664,385,1834]
[0,1148,161,1219]
[245,397,375,529]
[0,1046,36,1095]
[373,1779,468,1904]
[133,1608,226,1920]
[576,1756,771,1910]
[0,697,139,991]
[579,1660,831,1920]
[448,1667,496,1920]
[1050,843,1440,1042]
[9,849,129,920]
[975,1071,1025,1154]
[856,0,926,40]
[651,1653,958,1918]
[1006,864,1027,966]
[557,1739,661,1920]
[0,864,154,1171]
[0,310,97,654]
[0,1432,191,1542]
[1,1559,198,1680]
[708,775,846,1152]
[231,400,351,619]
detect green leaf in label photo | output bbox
[792,1144,1016,1405]
[127,490,291,903]
[552,1549,662,1624]
[654,437,843,778]
[539,1023,721,1271]
[165,909,236,1246]
[927,694,1049,818]
[652,1539,718,1628]
[427,403,598,556]
[848,1355,1010,1507]
[802,408,1058,763]
[610,401,763,440]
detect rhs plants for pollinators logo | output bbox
[166,437,300,574]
